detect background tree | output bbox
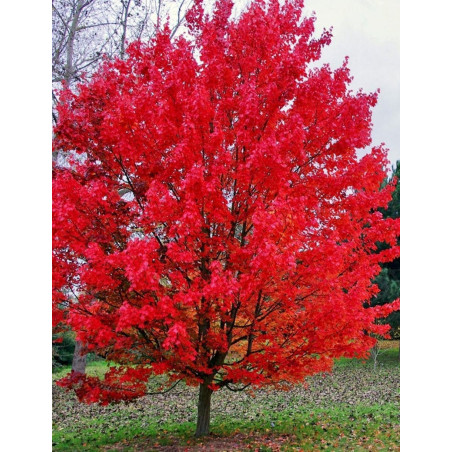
[53,0,400,436]
[52,0,192,121]
[371,160,400,337]
[52,331,76,368]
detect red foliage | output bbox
[53,0,399,402]
[56,367,153,404]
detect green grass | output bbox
[334,346,400,369]
[218,403,399,451]
[53,360,112,380]
[52,403,399,451]
[53,418,193,451]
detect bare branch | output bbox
[146,379,182,395]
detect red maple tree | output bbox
[53,0,400,436]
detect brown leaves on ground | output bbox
[53,364,399,432]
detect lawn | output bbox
[52,341,400,451]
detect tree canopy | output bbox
[53,0,400,436]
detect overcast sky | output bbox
[230,0,400,167]
[302,0,400,167]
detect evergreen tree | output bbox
[371,161,400,337]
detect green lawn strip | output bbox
[213,403,399,451]
[52,403,399,451]
[52,360,111,381]
[334,347,400,370]
[53,415,195,451]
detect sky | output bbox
[303,0,400,167]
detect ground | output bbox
[52,341,400,451]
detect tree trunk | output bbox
[71,340,87,374]
[65,0,85,84]
[195,382,213,437]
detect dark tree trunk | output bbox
[71,340,87,374]
[195,382,213,437]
